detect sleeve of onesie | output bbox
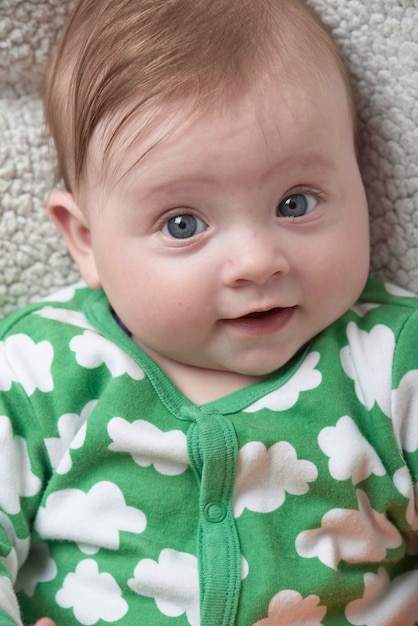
[391,308,418,539]
[0,324,54,625]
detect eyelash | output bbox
[281,186,324,202]
[277,189,322,219]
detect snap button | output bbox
[204,501,227,523]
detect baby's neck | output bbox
[167,363,264,405]
[142,349,264,404]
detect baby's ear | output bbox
[47,190,101,289]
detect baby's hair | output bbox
[44,0,356,193]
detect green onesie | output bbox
[0,277,417,625]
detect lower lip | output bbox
[221,307,297,336]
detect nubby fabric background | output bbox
[0,0,417,316]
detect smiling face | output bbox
[49,65,370,400]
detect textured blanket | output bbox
[0,0,417,318]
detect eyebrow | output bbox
[122,149,337,197]
[294,154,337,171]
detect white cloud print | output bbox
[0,511,30,582]
[0,416,41,515]
[15,542,57,597]
[350,303,379,318]
[128,548,199,626]
[340,323,395,416]
[233,441,317,517]
[41,282,85,303]
[70,331,144,380]
[253,590,326,625]
[393,467,418,531]
[108,418,188,476]
[44,400,97,474]
[35,481,146,554]
[391,370,418,453]
[345,567,418,626]
[56,559,128,625]
[296,490,402,570]
[0,334,53,396]
[0,576,21,624]
[384,282,416,298]
[318,416,386,485]
[36,306,95,330]
[244,352,322,412]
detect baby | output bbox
[0,0,417,624]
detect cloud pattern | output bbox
[108,418,189,476]
[340,323,395,415]
[244,352,322,412]
[35,481,146,554]
[234,441,317,517]
[128,549,200,626]
[0,511,30,583]
[391,369,418,453]
[36,306,96,330]
[296,490,402,570]
[56,559,128,625]
[253,590,327,626]
[0,416,41,515]
[384,282,416,298]
[0,334,53,396]
[350,303,380,318]
[318,416,386,484]
[70,331,144,380]
[15,543,57,597]
[1,304,417,624]
[44,400,97,474]
[41,282,85,303]
[345,568,418,626]
[0,576,21,624]
[393,467,418,531]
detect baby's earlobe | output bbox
[47,190,101,289]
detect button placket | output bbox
[184,406,241,626]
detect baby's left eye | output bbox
[277,193,318,218]
[162,214,208,239]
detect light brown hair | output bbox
[44,0,356,192]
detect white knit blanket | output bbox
[0,0,417,317]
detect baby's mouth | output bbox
[222,306,296,336]
[240,308,280,320]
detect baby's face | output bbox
[78,67,370,384]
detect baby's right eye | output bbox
[162,214,208,239]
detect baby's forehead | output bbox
[98,48,348,142]
[87,96,198,177]
[83,61,351,197]
[46,0,354,195]
[96,36,348,150]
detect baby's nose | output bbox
[222,231,289,287]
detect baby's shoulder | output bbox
[327,277,418,377]
[358,277,418,310]
[346,277,418,330]
[0,282,98,342]
[317,277,418,356]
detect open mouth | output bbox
[241,308,280,320]
[223,306,296,336]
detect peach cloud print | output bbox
[253,589,327,625]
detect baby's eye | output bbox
[277,193,318,218]
[162,214,208,239]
